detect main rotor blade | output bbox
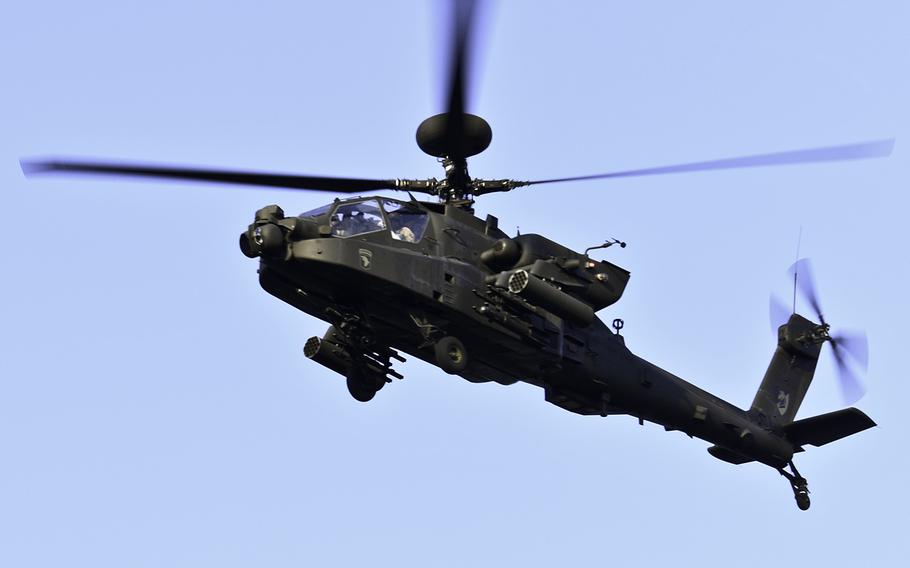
[21,158,401,193]
[522,139,895,186]
[443,0,479,160]
[788,258,823,323]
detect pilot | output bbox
[352,210,382,233]
[351,210,367,233]
[394,226,416,242]
[333,211,355,236]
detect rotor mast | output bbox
[442,155,472,203]
[405,110,526,206]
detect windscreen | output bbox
[300,203,333,218]
[330,200,386,237]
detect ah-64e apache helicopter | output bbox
[22,1,891,510]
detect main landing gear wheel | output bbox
[346,367,383,403]
[778,460,811,511]
[435,336,468,374]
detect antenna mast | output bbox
[792,227,803,314]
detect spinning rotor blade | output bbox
[769,293,791,332]
[830,338,867,405]
[522,139,895,186]
[445,0,475,120]
[780,257,869,404]
[443,0,479,160]
[832,330,869,371]
[20,158,401,193]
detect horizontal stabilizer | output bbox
[707,445,755,465]
[784,407,876,448]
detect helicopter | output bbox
[20,1,891,511]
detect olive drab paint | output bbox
[239,197,874,511]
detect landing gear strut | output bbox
[778,460,811,510]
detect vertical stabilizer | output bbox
[750,314,825,428]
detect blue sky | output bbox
[2,1,908,566]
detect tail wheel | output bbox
[796,491,811,511]
[435,336,468,374]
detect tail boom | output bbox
[750,313,826,428]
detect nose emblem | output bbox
[359,249,373,270]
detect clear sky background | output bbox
[2,1,908,566]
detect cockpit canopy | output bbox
[301,198,430,243]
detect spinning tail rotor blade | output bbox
[773,258,870,404]
[522,139,894,187]
[832,330,869,371]
[830,339,867,405]
[21,158,401,193]
[769,293,791,332]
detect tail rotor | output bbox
[769,258,869,404]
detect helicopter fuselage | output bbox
[244,196,796,469]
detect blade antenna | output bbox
[792,227,802,315]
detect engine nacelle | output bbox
[480,237,522,271]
